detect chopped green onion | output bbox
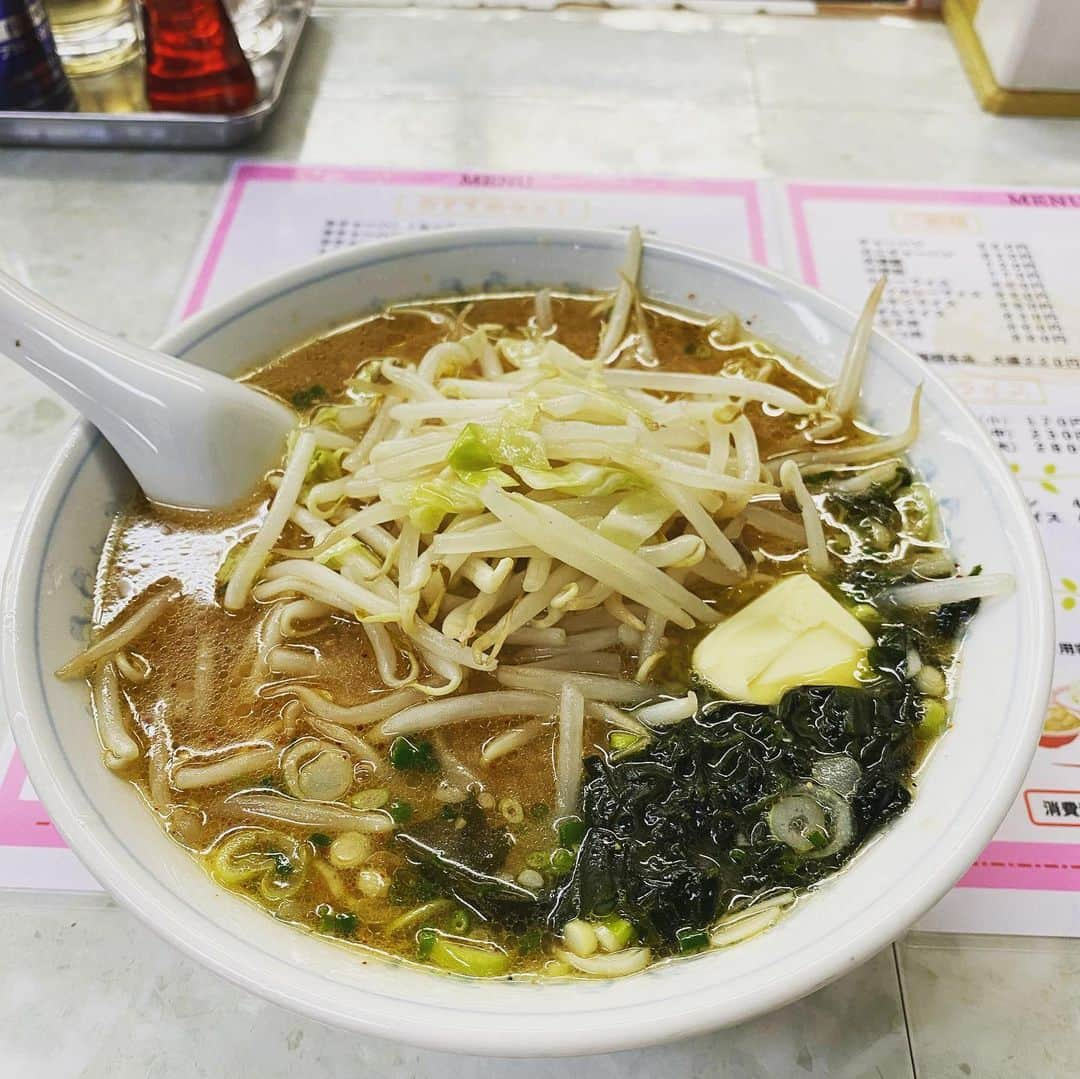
[427,935,511,977]
[388,800,413,824]
[676,927,709,954]
[389,736,439,773]
[550,847,575,873]
[448,909,471,935]
[562,919,598,957]
[768,793,829,855]
[525,850,550,871]
[595,915,636,952]
[608,731,646,758]
[416,927,438,959]
[557,817,586,847]
[917,698,948,740]
[316,904,358,938]
[309,832,332,849]
[528,802,550,821]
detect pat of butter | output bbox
[692,574,874,705]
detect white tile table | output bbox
[3,6,1079,1076]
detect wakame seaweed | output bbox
[392,663,932,952]
[548,678,921,951]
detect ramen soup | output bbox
[60,233,1013,979]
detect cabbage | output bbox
[312,403,375,431]
[447,414,548,481]
[597,491,674,549]
[384,469,514,532]
[312,405,342,430]
[530,360,657,426]
[305,446,347,486]
[516,462,643,498]
[315,537,371,571]
[447,425,496,474]
[216,537,254,586]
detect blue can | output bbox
[0,0,76,111]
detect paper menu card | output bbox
[786,184,1080,374]
[178,165,772,320]
[5,164,1080,937]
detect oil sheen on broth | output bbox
[86,292,976,980]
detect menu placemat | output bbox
[5,165,1078,936]
[177,164,772,320]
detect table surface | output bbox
[4,6,1080,1077]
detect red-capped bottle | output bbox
[142,0,256,114]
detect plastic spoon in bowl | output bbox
[0,272,295,510]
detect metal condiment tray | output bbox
[0,0,310,149]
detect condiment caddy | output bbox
[0,0,309,148]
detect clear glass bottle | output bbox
[67,45,145,111]
[225,0,282,60]
[42,0,139,76]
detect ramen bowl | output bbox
[2,227,1054,1056]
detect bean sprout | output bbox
[58,587,178,679]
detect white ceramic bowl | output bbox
[3,227,1053,1056]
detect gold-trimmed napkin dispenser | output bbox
[945,0,1080,116]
